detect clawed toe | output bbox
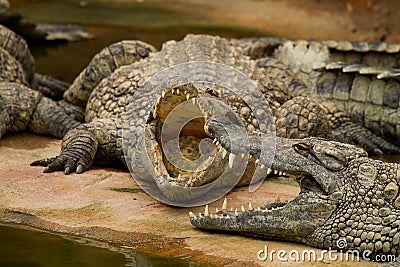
[30,157,57,167]
[31,155,89,175]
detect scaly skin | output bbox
[0,26,82,139]
[0,24,35,82]
[0,82,81,139]
[192,116,400,256]
[274,40,400,146]
[32,34,399,182]
[235,37,400,146]
[64,40,157,107]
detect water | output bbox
[0,224,195,267]
[0,224,126,267]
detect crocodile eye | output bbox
[293,143,310,157]
[206,88,219,98]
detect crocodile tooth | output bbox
[184,90,187,95]
[241,153,245,158]
[215,208,219,213]
[255,159,260,165]
[226,215,231,219]
[248,154,253,159]
[228,153,235,168]
[222,148,228,159]
[198,213,202,218]
[156,96,161,105]
[267,168,272,175]
[210,213,214,219]
[192,98,196,105]
[256,207,261,212]
[260,164,265,169]
[216,141,220,146]
[167,176,173,182]
[222,198,227,210]
[282,172,286,176]
[186,93,190,100]
[278,171,283,176]
[248,203,253,210]
[274,170,279,175]
[241,205,246,212]
[172,89,175,94]
[204,205,209,216]
[161,90,165,98]
[189,211,195,218]
[213,138,217,144]
[235,209,239,217]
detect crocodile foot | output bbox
[30,128,98,174]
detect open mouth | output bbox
[147,83,234,187]
[146,83,286,188]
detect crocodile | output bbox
[0,25,85,140]
[234,37,400,146]
[24,33,400,191]
[190,114,400,257]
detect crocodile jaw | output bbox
[190,137,369,243]
[147,83,259,189]
[190,193,335,243]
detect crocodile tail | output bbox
[64,40,157,107]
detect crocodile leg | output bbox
[332,119,400,155]
[31,118,124,174]
[30,73,70,101]
[28,96,82,138]
[0,82,81,139]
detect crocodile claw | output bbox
[31,154,90,174]
[30,128,98,174]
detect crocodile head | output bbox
[138,82,265,205]
[191,116,400,254]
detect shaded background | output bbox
[10,0,400,82]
